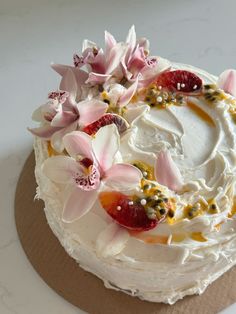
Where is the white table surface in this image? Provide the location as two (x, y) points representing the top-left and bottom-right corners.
(1, 0), (236, 313)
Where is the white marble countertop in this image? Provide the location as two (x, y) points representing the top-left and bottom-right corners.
(1, 0), (236, 313)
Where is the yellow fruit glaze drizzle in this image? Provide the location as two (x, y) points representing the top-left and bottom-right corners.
(228, 197), (236, 218)
(47, 141), (58, 157)
(129, 231), (169, 245)
(132, 160), (155, 181)
(187, 101), (215, 127)
(190, 232), (207, 242)
(130, 231), (208, 245)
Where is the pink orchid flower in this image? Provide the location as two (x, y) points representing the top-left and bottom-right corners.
(74, 38), (106, 73)
(121, 26), (171, 86)
(81, 35), (128, 85)
(42, 124), (142, 223)
(217, 69), (236, 97)
(93, 25), (170, 86)
(155, 150), (183, 192)
(52, 26), (170, 87)
(29, 69), (108, 152)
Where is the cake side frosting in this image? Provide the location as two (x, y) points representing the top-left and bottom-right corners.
(29, 27), (236, 304)
(34, 113), (236, 304)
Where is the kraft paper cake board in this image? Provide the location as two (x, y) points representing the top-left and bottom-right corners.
(14, 152), (236, 314)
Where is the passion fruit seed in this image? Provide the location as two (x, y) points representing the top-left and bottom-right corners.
(144, 84), (184, 109)
(208, 202), (219, 214)
(168, 209), (175, 218)
(203, 85), (227, 103)
(143, 184), (151, 190)
(159, 208), (166, 215)
(184, 203), (202, 219)
(204, 84), (215, 90)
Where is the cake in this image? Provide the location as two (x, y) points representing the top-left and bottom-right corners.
(29, 26), (236, 304)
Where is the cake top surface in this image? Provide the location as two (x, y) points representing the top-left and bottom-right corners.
(30, 26), (236, 258)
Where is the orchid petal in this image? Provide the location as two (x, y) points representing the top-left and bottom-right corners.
(51, 121), (77, 152)
(155, 150), (183, 192)
(40, 100), (58, 122)
(104, 163), (142, 190)
(121, 60), (133, 80)
(126, 25), (136, 54)
(28, 125), (60, 139)
(139, 57), (171, 87)
(96, 222), (129, 257)
(51, 64), (88, 90)
(104, 83), (126, 104)
(217, 69), (236, 97)
(84, 48), (106, 73)
(82, 39), (97, 52)
(63, 130), (93, 160)
(61, 97), (77, 112)
(77, 99), (108, 126)
(32, 106), (43, 122)
(106, 42), (127, 75)
(92, 124), (120, 172)
(59, 69), (77, 101)
(51, 63), (71, 76)
(85, 72), (111, 84)
(73, 69), (88, 86)
(91, 49), (106, 73)
(137, 37), (150, 52)
(62, 187), (98, 223)
(105, 30), (117, 53)
(127, 46), (146, 74)
(118, 78), (139, 107)
(51, 110), (77, 127)
(42, 156), (79, 184)
(123, 105), (149, 124)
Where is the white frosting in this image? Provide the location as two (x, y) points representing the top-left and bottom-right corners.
(34, 63), (236, 304)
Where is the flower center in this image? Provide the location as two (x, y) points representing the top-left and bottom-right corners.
(79, 157), (94, 169)
(73, 54), (84, 67)
(146, 57), (157, 67)
(73, 156), (100, 191)
(74, 164), (100, 191)
(48, 91), (69, 103)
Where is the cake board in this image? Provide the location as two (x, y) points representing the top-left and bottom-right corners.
(14, 152), (236, 314)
